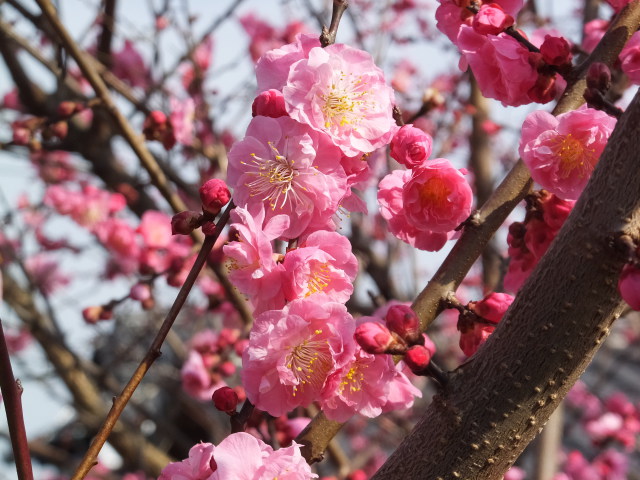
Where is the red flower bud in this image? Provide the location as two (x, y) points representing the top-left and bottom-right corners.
(212, 386), (239, 415)
(82, 306), (102, 324)
(385, 305), (421, 345)
(171, 210), (202, 235)
(403, 344), (433, 374)
(199, 179), (231, 215)
(586, 62), (612, 92)
(251, 89), (287, 118)
(540, 35), (573, 66)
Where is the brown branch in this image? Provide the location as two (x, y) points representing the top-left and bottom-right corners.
(320, 0), (349, 47)
(70, 202), (234, 480)
(34, 0), (187, 214)
(532, 403), (563, 480)
(0, 318), (34, 480)
(371, 68), (640, 480)
(296, 0), (640, 462)
(96, 0), (117, 67)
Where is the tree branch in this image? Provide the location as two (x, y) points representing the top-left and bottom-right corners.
(0, 318), (34, 480)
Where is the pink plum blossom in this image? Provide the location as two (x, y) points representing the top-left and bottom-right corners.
(456, 26), (540, 107)
(582, 19), (609, 54)
(44, 184), (126, 229)
(282, 230), (358, 302)
(435, 0), (523, 43)
(255, 33), (321, 93)
(240, 14), (306, 63)
(519, 108), (616, 200)
(618, 264), (640, 310)
(605, 0), (633, 12)
(377, 169), (451, 251)
(242, 296), (355, 416)
(169, 97), (196, 146)
(283, 44), (397, 156)
(468, 292), (514, 324)
(320, 346), (421, 422)
(227, 115), (347, 239)
(252, 89), (288, 118)
(472, 4), (514, 36)
(159, 442), (215, 479)
(112, 40), (150, 89)
(25, 254), (70, 295)
(223, 205), (288, 315)
(619, 31), (640, 84)
(390, 124), (433, 169)
(181, 349), (225, 401)
(137, 210), (172, 249)
(402, 158), (473, 233)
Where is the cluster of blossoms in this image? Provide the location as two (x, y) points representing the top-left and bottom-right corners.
(454, 292), (515, 357)
(436, 0), (573, 106)
(218, 34), (422, 424)
(378, 124), (473, 251)
(505, 190), (575, 293)
(180, 328), (245, 402)
(159, 433), (316, 479)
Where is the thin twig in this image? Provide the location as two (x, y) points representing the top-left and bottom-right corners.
(0, 318), (34, 480)
(70, 202), (234, 480)
(320, 0), (349, 47)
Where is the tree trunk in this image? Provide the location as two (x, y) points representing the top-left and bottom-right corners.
(372, 87), (640, 479)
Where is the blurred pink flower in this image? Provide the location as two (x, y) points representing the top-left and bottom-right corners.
(112, 40), (150, 89)
(25, 254), (70, 295)
(619, 31), (640, 84)
(137, 210), (172, 249)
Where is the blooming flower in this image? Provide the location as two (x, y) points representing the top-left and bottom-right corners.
(112, 40), (150, 89)
(619, 31), (640, 84)
(402, 158), (473, 233)
(320, 345), (421, 422)
(242, 296), (355, 416)
(282, 230), (358, 302)
(223, 205), (288, 315)
(227, 115), (347, 239)
(377, 169), (451, 251)
(519, 108), (617, 200)
(283, 44), (397, 156)
(137, 210), (172, 249)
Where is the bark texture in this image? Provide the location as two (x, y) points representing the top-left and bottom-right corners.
(371, 89), (640, 479)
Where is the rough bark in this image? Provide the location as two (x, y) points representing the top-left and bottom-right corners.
(371, 89), (640, 479)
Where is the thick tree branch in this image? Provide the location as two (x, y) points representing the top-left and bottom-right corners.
(372, 79), (640, 480)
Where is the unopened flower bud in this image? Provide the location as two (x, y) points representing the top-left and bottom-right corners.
(586, 63), (611, 92)
(212, 386), (239, 414)
(201, 221), (217, 236)
(82, 306), (102, 324)
(130, 283), (152, 301)
(171, 210), (202, 235)
(219, 360), (236, 377)
(468, 292), (514, 324)
(472, 4), (514, 35)
(540, 35), (573, 66)
(355, 322), (397, 354)
(57, 101), (79, 117)
(199, 179), (231, 215)
(50, 121), (69, 139)
(251, 89), (287, 118)
(403, 345), (433, 375)
(385, 305), (421, 345)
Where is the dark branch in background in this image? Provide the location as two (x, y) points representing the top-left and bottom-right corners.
(71, 202), (234, 480)
(0, 318), (34, 480)
(296, 1), (640, 463)
(320, 0), (349, 47)
(468, 74), (502, 292)
(96, 0), (117, 67)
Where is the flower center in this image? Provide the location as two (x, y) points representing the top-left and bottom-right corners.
(306, 262), (331, 296)
(338, 362), (367, 395)
(286, 330), (331, 396)
(418, 176), (451, 209)
(553, 133), (595, 178)
(321, 72), (368, 129)
(242, 141), (301, 210)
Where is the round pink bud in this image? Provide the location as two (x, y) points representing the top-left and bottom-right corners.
(467, 292), (514, 324)
(201, 221), (217, 236)
(57, 101), (79, 117)
(385, 305), (421, 344)
(354, 322), (394, 354)
(472, 4), (514, 35)
(402, 159), (473, 233)
(219, 360), (236, 377)
(212, 386), (239, 415)
(586, 63), (612, 92)
(619, 264), (640, 310)
(171, 210), (202, 235)
(199, 179), (231, 215)
(251, 89), (288, 118)
(82, 306), (102, 324)
(130, 283), (152, 301)
(390, 124), (433, 169)
(540, 35), (573, 67)
(404, 345), (433, 374)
